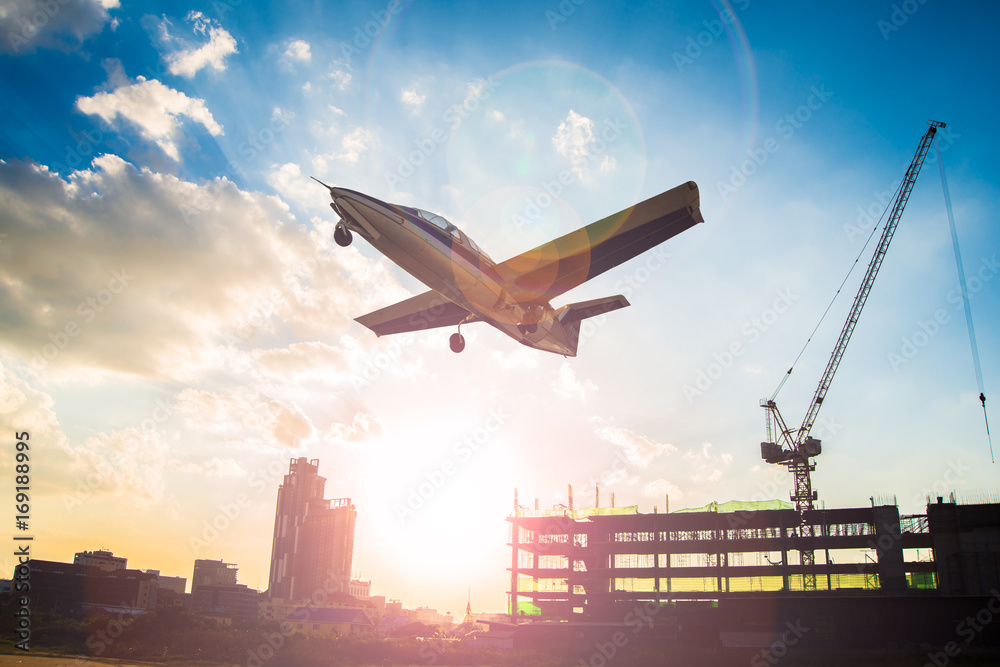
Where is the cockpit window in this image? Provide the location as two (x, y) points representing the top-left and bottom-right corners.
(466, 236), (492, 262)
(415, 208), (459, 237)
(400, 205), (492, 262)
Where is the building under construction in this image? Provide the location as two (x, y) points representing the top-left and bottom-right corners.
(508, 489), (1000, 622)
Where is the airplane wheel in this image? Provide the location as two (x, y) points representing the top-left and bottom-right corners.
(334, 226), (353, 247)
(449, 333), (465, 353)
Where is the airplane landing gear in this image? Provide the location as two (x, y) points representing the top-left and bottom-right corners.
(334, 225), (353, 247)
(449, 333), (465, 353)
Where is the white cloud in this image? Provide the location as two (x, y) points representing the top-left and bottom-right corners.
(0, 0), (118, 55)
(252, 341), (349, 381)
(330, 69), (352, 91)
(553, 109), (596, 179)
(401, 88), (426, 114)
(160, 11), (238, 78)
(307, 128), (376, 175)
(491, 347), (538, 370)
(0, 156), (400, 381)
(0, 365), (176, 508)
(683, 442), (733, 485)
(643, 479), (684, 503)
(596, 426), (676, 467)
(176, 387), (315, 450)
(339, 127), (375, 162)
(326, 411), (384, 444)
(552, 362), (597, 402)
(267, 161), (316, 204)
(76, 77), (223, 161)
(284, 39), (311, 62)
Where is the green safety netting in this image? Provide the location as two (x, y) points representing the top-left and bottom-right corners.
(509, 600), (541, 616)
(673, 499), (793, 514)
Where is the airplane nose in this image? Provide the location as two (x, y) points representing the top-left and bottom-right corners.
(309, 177), (355, 204)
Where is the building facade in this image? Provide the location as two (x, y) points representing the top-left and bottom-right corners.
(192, 583), (259, 622)
(192, 559), (238, 591)
(23, 560), (158, 615)
(155, 573), (188, 595)
(507, 496), (961, 620)
(267, 457), (356, 601)
(73, 550), (127, 572)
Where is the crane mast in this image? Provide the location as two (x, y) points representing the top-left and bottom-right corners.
(759, 121), (945, 588)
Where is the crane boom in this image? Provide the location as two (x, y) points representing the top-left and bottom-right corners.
(798, 121), (944, 439)
(758, 121), (944, 589)
(761, 120), (944, 477)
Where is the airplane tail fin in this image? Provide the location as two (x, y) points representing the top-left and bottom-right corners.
(556, 295), (630, 356)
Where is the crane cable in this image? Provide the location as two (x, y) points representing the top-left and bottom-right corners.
(936, 136), (994, 463)
(770, 179), (905, 402)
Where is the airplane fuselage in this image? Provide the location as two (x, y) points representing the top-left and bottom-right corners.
(317, 179), (704, 356)
(330, 187), (575, 354)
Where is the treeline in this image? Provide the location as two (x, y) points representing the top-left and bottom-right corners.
(0, 605), (573, 666)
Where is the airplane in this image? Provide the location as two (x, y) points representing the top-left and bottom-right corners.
(313, 178), (704, 356)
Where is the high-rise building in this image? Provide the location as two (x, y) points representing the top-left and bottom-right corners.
(192, 559), (238, 591)
(146, 571), (187, 595)
(268, 457), (356, 601)
(73, 549), (127, 572)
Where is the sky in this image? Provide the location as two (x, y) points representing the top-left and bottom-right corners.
(0, 0), (998, 617)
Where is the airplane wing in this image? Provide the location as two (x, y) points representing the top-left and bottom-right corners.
(355, 289), (475, 336)
(492, 181), (703, 306)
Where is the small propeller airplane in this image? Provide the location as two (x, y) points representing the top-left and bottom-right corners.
(312, 179), (704, 356)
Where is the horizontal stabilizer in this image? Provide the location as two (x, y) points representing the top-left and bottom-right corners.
(355, 290), (474, 337)
(555, 295), (631, 357)
(559, 295), (631, 323)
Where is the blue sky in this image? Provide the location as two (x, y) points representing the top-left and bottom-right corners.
(1, 0), (998, 616)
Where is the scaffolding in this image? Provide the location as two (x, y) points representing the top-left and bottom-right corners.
(508, 496), (937, 620)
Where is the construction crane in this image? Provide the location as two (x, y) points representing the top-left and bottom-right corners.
(759, 120), (945, 589)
